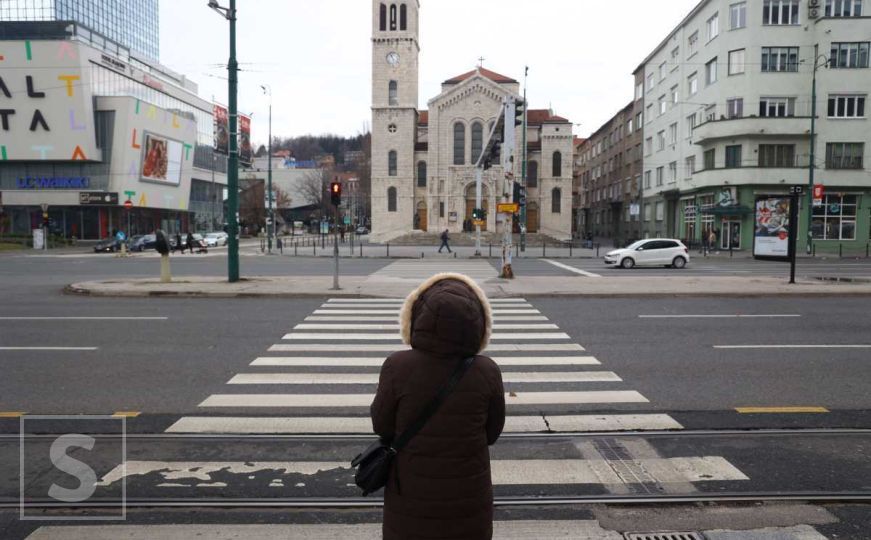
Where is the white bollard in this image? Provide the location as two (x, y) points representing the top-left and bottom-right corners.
(160, 254), (171, 283)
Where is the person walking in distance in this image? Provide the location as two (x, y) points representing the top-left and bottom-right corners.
(175, 233), (184, 254)
(438, 229), (452, 253)
(186, 232), (195, 255)
(371, 273), (505, 540)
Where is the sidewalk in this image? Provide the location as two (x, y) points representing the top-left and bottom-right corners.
(66, 274), (871, 299)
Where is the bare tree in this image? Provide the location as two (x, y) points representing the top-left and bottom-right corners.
(299, 168), (330, 217)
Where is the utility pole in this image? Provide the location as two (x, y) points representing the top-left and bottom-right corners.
(520, 66), (529, 252)
(500, 98), (517, 278)
(806, 44), (825, 255)
(261, 85), (274, 253)
(209, 0), (240, 282)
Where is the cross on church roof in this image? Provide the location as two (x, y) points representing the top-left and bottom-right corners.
(477, 56), (485, 68)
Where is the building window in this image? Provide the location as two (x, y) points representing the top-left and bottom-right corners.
(635, 82), (644, 100)
(647, 73), (655, 92)
(728, 49), (746, 75)
(671, 85), (679, 105)
(644, 171), (651, 188)
(659, 95), (667, 116)
(659, 62), (666, 82)
(399, 3), (407, 30)
(387, 187), (397, 212)
(704, 148), (716, 169)
(389, 3), (397, 30)
(470, 122), (483, 164)
(388, 80), (398, 105)
(417, 161), (427, 187)
(671, 47), (681, 69)
(656, 166), (664, 186)
(730, 2), (747, 28)
(668, 161), (678, 183)
(388, 150), (398, 176)
(528, 161), (539, 187)
(657, 131), (665, 151)
(552, 151), (562, 177)
(830, 42), (870, 69)
(686, 113), (697, 135)
(655, 201), (665, 221)
(707, 13), (719, 41)
(825, 0), (864, 16)
(725, 145), (742, 168)
(812, 195), (859, 240)
(439, 201), (445, 218)
(645, 137), (653, 155)
(763, 0), (800, 24)
(759, 144), (796, 167)
(551, 188), (561, 214)
(705, 104), (717, 122)
(761, 47), (799, 72)
(759, 97), (796, 117)
(688, 31), (699, 56)
(643, 203), (651, 222)
(669, 123), (678, 145)
(826, 143), (865, 169)
(646, 104), (653, 123)
(685, 156), (696, 178)
(379, 3), (387, 31)
(453, 122), (465, 165)
(727, 98), (744, 118)
(828, 95), (866, 118)
(688, 72), (699, 96)
(387, 123), (397, 133)
(705, 57), (718, 85)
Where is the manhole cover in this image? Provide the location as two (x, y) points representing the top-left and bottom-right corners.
(625, 533), (704, 540)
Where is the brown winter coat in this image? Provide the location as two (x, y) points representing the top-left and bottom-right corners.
(370, 273), (506, 540)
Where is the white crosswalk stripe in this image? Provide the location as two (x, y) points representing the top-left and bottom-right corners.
(370, 261), (499, 281)
(165, 297), (749, 497)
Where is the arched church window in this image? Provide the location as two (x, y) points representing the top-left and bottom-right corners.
(470, 122), (483, 165)
(527, 161), (539, 188)
(388, 80), (398, 106)
(417, 161), (427, 187)
(552, 188), (562, 214)
(379, 3), (387, 31)
(389, 4), (397, 31)
(388, 151), (398, 177)
(400, 4), (407, 30)
(453, 122), (465, 166)
(552, 151), (562, 177)
(388, 187), (397, 212)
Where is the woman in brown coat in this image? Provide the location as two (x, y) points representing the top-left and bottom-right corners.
(371, 273), (506, 540)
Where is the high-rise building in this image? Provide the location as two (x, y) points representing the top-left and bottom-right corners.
(0, 0), (159, 60)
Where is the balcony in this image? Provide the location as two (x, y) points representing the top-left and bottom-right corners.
(693, 116), (812, 144)
(692, 161), (811, 188)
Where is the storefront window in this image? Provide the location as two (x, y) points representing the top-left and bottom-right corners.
(811, 194), (859, 240)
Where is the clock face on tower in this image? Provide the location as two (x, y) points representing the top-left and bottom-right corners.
(386, 52), (400, 66)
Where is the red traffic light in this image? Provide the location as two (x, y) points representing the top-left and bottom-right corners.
(331, 183), (341, 193)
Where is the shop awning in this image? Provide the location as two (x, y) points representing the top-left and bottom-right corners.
(701, 205), (754, 216)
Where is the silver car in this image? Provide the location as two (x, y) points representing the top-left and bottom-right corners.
(604, 239), (690, 269)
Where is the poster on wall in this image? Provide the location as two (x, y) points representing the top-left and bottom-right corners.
(214, 104), (229, 155)
(141, 133), (184, 186)
(239, 114), (253, 165)
(753, 196), (791, 259)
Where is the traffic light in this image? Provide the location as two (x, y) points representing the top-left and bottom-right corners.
(42, 212), (49, 228)
(472, 208), (487, 221)
(330, 181), (341, 206)
(513, 182), (526, 206)
(514, 98), (525, 127)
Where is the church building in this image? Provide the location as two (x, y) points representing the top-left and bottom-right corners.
(370, 0), (574, 242)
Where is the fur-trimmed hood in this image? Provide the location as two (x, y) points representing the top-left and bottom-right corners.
(399, 273), (493, 357)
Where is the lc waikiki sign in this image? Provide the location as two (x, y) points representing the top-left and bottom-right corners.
(0, 41), (100, 162)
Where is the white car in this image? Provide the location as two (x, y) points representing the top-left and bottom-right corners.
(604, 239), (690, 269)
(204, 232), (228, 247)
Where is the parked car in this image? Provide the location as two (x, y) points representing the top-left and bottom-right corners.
(604, 239), (690, 269)
(130, 234), (158, 252)
(204, 232), (228, 247)
(93, 237), (123, 253)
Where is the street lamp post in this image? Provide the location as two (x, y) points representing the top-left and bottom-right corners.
(806, 44), (827, 255)
(209, 0), (240, 282)
(261, 84), (274, 253)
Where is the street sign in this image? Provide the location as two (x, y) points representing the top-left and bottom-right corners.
(472, 219), (485, 227)
(497, 202), (519, 214)
(343, 216), (351, 225)
(630, 204), (640, 216)
(79, 192), (119, 206)
(813, 184), (824, 199)
(124, 200), (133, 210)
(789, 186), (804, 195)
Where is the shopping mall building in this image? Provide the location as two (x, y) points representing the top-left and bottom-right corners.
(0, 22), (227, 240)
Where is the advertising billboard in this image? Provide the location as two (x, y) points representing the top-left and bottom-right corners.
(140, 133), (184, 186)
(214, 104), (229, 155)
(239, 114), (253, 165)
(753, 196), (791, 259)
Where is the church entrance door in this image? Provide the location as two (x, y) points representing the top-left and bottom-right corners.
(526, 202), (539, 233)
(416, 202), (428, 232)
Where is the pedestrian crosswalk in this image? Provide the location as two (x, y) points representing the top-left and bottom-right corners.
(370, 260), (498, 281)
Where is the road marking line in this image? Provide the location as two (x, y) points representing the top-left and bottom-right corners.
(199, 390), (647, 408)
(251, 356), (601, 367)
(313, 309), (541, 315)
(165, 414), (682, 434)
(305, 315), (549, 322)
(268, 343), (584, 352)
(323, 303), (532, 309)
(640, 314), (801, 319)
(736, 407), (829, 414)
(95, 457), (745, 487)
(543, 259), (603, 278)
(715, 345), (871, 349)
(112, 411), (141, 418)
(227, 371), (621, 385)
(325, 298), (529, 303)
(293, 323), (560, 330)
(0, 412), (25, 418)
(0, 317), (169, 321)
(281, 332), (570, 341)
(0, 347), (98, 351)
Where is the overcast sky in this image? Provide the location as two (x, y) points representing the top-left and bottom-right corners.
(160, 0), (700, 145)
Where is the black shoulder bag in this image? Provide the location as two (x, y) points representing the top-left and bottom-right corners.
(351, 356), (475, 496)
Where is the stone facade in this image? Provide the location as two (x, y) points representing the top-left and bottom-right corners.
(370, 0), (573, 242)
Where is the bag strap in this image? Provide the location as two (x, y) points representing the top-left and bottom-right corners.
(390, 356), (475, 452)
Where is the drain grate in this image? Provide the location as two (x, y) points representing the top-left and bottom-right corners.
(625, 533), (704, 540)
